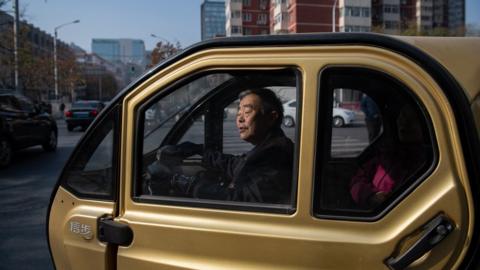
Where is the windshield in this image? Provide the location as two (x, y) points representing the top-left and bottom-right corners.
(72, 102), (101, 109)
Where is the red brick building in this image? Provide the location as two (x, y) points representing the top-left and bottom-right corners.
(226, 0), (270, 36)
(288, 0), (338, 33)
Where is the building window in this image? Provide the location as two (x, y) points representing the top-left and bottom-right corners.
(243, 0), (251, 6)
(257, 13), (268, 25)
(345, 6), (360, 17)
(243, 12), (252, 22)
(421, 15), (432, 21)
(231, 10), (241, 19)
(243, 27), (252, 35)
(274, 12), (288, 25)
(344, 6), (370, 18)
(260, 0), (268, 10)
(361, 7), (370, 17)
(384, 4), (399, 14)
(385, 21), (399, 29)
(231, 26), (242, 34)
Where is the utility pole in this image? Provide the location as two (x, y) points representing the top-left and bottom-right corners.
(332, 0), (338, 32)
(13, 0), (21, 93)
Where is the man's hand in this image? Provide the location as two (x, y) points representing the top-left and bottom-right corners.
(147, 160), (174, 179)
(176, 141), (203, 157)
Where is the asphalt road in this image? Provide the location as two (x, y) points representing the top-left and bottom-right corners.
(0, 120), (82, 270)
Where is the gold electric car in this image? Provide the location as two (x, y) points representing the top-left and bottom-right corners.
(47, 33), (480, 269)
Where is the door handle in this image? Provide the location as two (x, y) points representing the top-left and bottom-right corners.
(97, 215), (133, 246)
(385, 214), (454, 270)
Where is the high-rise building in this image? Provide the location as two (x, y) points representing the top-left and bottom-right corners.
(375, 0), (465, 35)
(372, 0), (401, 34)
(270, 0), (289, 34)
(227, 0), (464, 36)
(448, 0), (465, 35)
(91, 39), (146, 65)
(226, 0), (270, 36)
(338, 0), (372, 32)
(201, 0), (227, 40)
(270, 0), (370, 34)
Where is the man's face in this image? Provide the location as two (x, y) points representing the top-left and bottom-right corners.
(236, 94), (275, 145)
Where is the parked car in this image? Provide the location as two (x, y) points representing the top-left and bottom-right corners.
(47, 34), (480, 269)
(65, 100), (105, 131)
(283, 99), (356, 127)
(0, 92), (57, 168)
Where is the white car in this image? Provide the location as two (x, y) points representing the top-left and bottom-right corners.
(282, 99), (356, 128)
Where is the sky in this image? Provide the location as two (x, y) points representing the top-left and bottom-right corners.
(19, 0), (204, 52)
(5, 0), (480, 53)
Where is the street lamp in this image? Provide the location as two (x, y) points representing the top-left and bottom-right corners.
(150, 34), (170, 44)
(332, 0), (338, 32)
(53, 19), (80, 100)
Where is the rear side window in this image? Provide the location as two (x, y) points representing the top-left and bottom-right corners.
(60, 106), (119, 200)
(314, 68), (435, 219)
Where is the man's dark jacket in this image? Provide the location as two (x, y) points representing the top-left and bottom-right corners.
(198, 128), (294, 204)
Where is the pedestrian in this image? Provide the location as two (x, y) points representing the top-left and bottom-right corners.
(360, 94), (381, 142)
(59, 103), (65, 118)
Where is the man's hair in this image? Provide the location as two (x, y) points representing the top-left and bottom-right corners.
(239, 88), (284, 129)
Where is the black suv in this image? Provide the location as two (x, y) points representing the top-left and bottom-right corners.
(0, 92), (58, 168)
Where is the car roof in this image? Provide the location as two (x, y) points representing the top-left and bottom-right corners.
(395, 36), (480, 102)
(108, 33), (479, 109)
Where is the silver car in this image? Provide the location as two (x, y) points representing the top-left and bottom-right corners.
(283, 99), (356, 127)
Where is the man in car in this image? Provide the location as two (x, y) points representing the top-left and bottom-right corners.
(146, 88), (294, 204)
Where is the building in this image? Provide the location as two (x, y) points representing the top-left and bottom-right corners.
(0, 10), (72, 101)
(270, 0), (289, 34)
(373, 0), (465, 35)
(270, 0), (370, 35)
(91, 38), (146, 66)
(201, 0), (227, 40)
(448, 0), (465, 35)
(372, 0), (401, 34)
(338, 0), (372, 32)
(289, 0), (340, 33)
(226, 0), (270, 36)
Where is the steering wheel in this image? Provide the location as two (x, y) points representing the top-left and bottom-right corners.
(143, 145), (206, 196)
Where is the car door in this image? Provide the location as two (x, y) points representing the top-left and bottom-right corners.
(48, 35), (479, 270)
(48, 105), (121, 270)
(15, 95), (45, 143)
(0, 95), (30, 145)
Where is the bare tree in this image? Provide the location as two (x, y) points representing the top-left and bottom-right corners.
(148, 41), (182, 68)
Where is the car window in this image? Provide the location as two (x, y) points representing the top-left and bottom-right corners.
(135, 69), (299, 213)
(222, 86), (296, 155)
(0, 95), (21, 112)
(72, 102), (100, 109)
(331, 89), (375, 158)
(15, 95), (35, 113)
(314, 67), (435, 219)
(60, 107), (118, 199)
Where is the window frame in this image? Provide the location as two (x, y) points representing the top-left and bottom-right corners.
(313, 66), (438, 221)
(131, 68), (302, 215)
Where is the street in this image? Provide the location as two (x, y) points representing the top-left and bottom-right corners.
(0, 120), (82, 270)
(0, 117), (367, 270)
